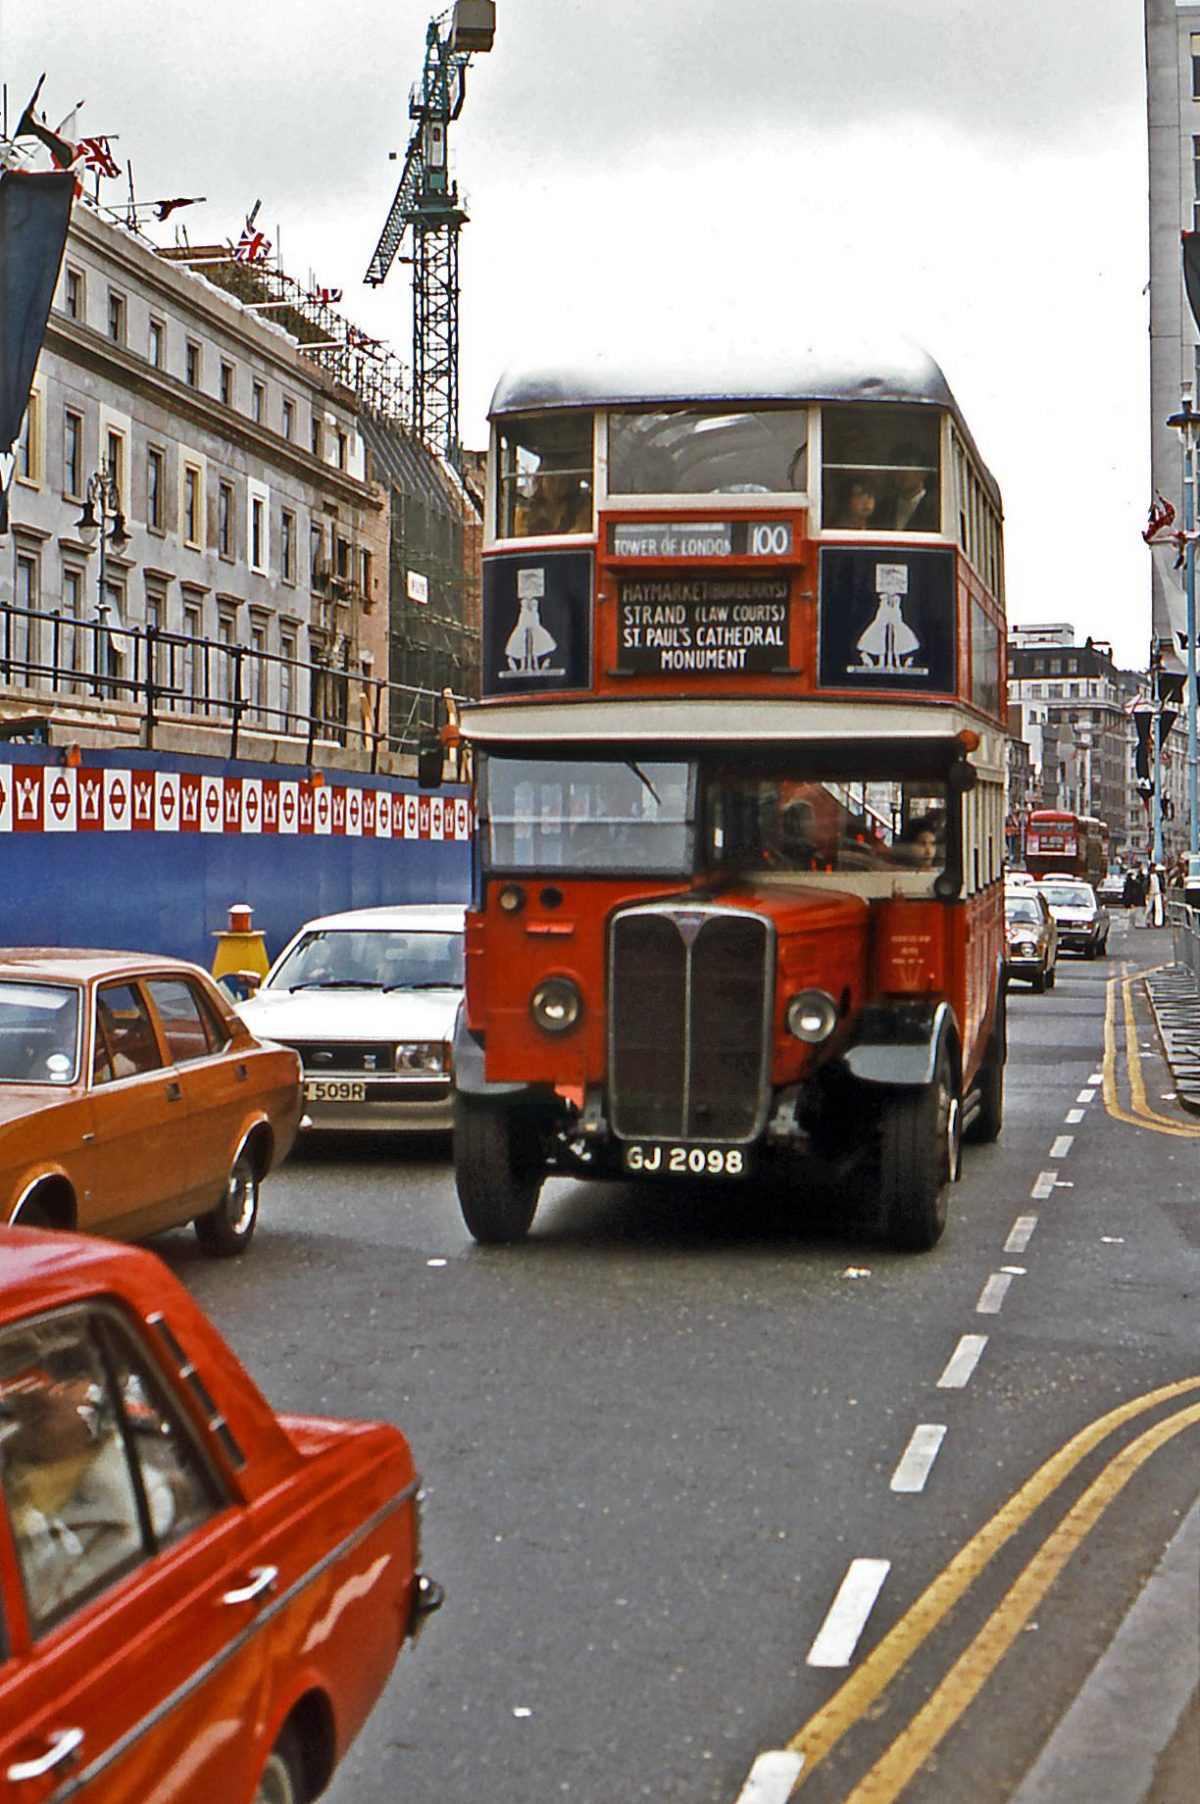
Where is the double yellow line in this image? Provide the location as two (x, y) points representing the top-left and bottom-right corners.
(1102, 965), (1200, 1137)
(785, 1378), (1200, 1798)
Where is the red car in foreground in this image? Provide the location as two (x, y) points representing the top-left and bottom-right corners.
(0, 1229), (440, 1802)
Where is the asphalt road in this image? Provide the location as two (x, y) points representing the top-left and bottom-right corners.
(153, 914), (1200, 1804)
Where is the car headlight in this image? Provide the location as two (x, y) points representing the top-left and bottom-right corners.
(785, 989), (839, 1044)
(394, 1042), (447, 1072)
(530, 976), (583, 1034)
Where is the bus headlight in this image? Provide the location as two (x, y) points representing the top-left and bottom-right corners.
(530, 977), (583, 1034)
(786, 989), (839, 1044)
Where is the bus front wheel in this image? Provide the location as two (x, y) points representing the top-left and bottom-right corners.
(454, 1093), (543, 1244)
(879, 1048), (960, 1252)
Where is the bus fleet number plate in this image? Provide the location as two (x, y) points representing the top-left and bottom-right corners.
(623, 1143), (750, 1178)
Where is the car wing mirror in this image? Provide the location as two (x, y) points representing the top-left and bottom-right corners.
(417, 732), (444, 791)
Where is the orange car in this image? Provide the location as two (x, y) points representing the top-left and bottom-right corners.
(0, 950), (302, 1255)
(0, 1227), (441, 1799)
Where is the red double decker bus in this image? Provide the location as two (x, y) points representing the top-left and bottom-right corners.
(1024, 810), (1109, 883)
(436, 341), (1008, 1252)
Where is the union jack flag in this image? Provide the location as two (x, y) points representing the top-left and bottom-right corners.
(76, 136), (120, 178)
(309, 286), (343, 305)
(234, 226), (271, 263)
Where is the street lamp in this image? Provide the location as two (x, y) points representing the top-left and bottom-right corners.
(74, 468), (129, 694)
(1165, 388), (1199, 856)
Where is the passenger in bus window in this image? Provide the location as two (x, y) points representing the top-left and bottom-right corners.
(880, 444), (938, 532)
(896, 813), (941, 869)
(519, 463), (591, 536)
(829, 475), (879, 529)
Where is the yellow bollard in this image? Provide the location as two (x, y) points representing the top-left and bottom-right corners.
(211, 902), (270, 988)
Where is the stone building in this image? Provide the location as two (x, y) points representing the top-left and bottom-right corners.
(3, 195), (479, 765)
(1007, 630), (1132, 855)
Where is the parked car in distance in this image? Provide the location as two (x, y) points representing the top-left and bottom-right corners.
(1004, 887), (1058, 991)
(1096, 872), (1127, 907)
(0, 950), (301, 1254)
(1005, 870), (1038, 888)
(236, 905), (466, 1133)
(0, 1227), (440, 1801)
(1037, 880), (1110, 958)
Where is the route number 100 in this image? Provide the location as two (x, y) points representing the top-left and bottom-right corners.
(750, 523), (791, 556)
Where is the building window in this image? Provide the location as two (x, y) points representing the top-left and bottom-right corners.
(335, 535), (351, 580)
(12, 550), (40, 677)
(280, 628), (298, 731)
(63, 266), (83, 320)
(63, 410), (83, 499)
(311, 415), (322, 459)
(148, 318), (165, 369)
(249, 613), (270, 722)
(282, 397), (294, 440)
(145, 580), (169, 689)
(218, 481), (234, 559)
(251, 496), (265, 571)
(310, 522), (325, 583)
(281, 508), (296, 583)
(183, 464), (203, 548)
(16, 391), (42, 487)
(108, 290), (125, 344)
(336, 429), (348, 471)
(147, 446), (165, 532)
(59, 565), (86, 692)
(1193, 34), (1200, 101)
(220, 361), (234, 407)
(216, 607), (237, 706)
(185, 341), (201, 388)
(181, 597), (203, 707)
(359, 547), (372, 604)
(252, 381), (265, 425)
(105, 428), (126, 498)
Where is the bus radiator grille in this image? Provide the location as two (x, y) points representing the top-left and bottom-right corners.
(609, 909), (770, 1143)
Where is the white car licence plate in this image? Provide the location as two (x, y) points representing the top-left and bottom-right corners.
(304, 1079), (367, 1102)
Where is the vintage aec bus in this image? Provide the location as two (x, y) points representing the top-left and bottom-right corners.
(1024, 809), (1109, 884)
(437, 342), (1008, 1251)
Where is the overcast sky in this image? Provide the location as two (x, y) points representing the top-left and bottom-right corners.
(0, 0), (1152, 663)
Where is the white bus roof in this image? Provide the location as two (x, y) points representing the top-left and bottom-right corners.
(489, 337), (955, 419)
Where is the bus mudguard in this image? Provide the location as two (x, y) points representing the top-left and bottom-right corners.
(452, 1004), (536, 1098)
(842, 1000), (960, 1089)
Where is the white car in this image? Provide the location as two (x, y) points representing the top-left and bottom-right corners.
(236, 904), (466, 1132)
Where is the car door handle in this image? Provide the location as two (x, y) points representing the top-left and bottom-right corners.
(236, 1063), (249, 1082)
(165, 1081), (183, 1102)
(222, 1564), (278, 1605)
(7, 1727), (85, 1781)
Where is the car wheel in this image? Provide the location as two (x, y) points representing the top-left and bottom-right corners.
(1031, 966), (1047, 993)
(1045, 960), (1057, 990)
(194, 1147), (259, 1257)
(879, 1046), (959, 1252)
(454, 1092), (542, 1244)
(254, 1725), (305, 1804)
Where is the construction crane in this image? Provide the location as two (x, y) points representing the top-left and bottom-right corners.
(365, 1), (496, 466)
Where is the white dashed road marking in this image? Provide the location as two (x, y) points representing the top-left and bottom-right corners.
(937, 1334), (988, 1389)
(1049, 1135), (1075, 1160)
(732, 1750), (806, 1804)
(976, 1273), (1014, 1314)
(806, 1558), (892, 1668)
(1005, 1214), (1038, 1253)
(1077, 1088), (1096, 1103)
(890, 1424), (947, 1493)
(1031, 1171), (1058, 1200)
(1064, 1108), (1085, 1124)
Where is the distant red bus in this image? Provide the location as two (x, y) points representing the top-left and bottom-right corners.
(1024, 810), (1109, 884)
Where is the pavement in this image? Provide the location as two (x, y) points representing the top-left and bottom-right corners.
(1143, 958), (1200, 1113)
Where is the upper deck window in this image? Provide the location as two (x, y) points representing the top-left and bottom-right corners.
(497, 414), (594, 538)
(607, 408), (808, 497)
(822, 405), (940, 533)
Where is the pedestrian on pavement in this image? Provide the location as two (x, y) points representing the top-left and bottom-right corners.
(1145, 863), (1166, 927)
(1122, 868), (1141, 910)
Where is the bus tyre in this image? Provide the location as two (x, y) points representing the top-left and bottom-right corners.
(454, 1093), (542, 1244)
(880, 1048), (959, 1253)
(967, 996), (1005, 1145)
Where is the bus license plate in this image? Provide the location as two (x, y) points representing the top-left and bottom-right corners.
(304, 1079), (367, 1102)
(622, 1143), (750, 1179)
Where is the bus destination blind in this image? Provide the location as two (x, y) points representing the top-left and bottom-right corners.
(617, 576), (790, 675)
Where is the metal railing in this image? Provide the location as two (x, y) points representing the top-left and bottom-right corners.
(1168, 898), (1200, 986)
(0, 599), (461, 770)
